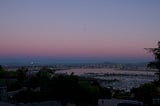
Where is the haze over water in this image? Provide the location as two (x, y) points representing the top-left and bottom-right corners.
(0, 0), (160, 64)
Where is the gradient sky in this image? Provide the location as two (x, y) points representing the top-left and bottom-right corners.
(0, 0), (160, 63)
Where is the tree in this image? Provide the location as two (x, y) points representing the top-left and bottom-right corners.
(0, 65), (7, 78)
(0, 65), (4, 71)
(145, 41), (160, 81)
(131, 83), (157, 105)
(16, 67), (28, 86)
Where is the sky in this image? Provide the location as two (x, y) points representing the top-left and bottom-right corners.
(0, 0), (160, 64)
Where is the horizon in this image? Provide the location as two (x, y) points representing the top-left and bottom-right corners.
(0, 56), (153, 66)
(0, 0), (160, 64)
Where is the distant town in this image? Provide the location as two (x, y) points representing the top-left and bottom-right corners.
(2, 62), (153, 72)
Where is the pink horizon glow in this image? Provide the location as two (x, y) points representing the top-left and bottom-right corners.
(0, 0), (159, 61)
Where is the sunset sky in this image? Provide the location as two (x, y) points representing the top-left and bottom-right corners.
(0, 0), (160, 63)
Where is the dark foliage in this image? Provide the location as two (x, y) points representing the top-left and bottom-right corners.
(131, 83), (158, 105)
(145, 41), (160, 81)
(12, 72), (111, 105)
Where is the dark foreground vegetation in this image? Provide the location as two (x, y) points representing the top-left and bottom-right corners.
(0, 66), (111, 105)
(131, 81), (160, 106)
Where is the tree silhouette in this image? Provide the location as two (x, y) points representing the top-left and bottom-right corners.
(0, 65), (6, 78)
(16, 67), (28, 86)
(145, 41), (160, 81)
(0, 65), (3, 71)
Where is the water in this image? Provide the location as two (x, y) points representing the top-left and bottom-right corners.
(56, 68), (156, 76)
(56, 68), (157, 91)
